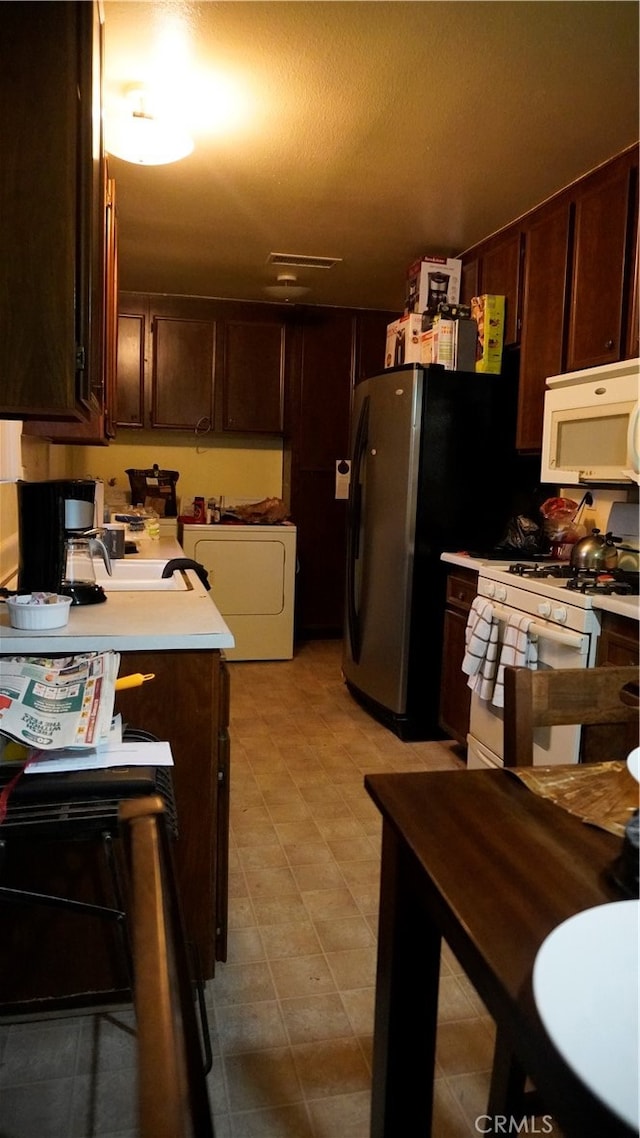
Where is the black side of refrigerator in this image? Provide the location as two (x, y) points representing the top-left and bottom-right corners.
(405, 366), (521, 739)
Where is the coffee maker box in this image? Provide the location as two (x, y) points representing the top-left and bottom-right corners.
(406, 256), (462, 315)
(385, 313), (422, 368)
(470, 295), (505, 373)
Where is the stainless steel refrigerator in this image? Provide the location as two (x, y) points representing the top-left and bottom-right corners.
(342, 363), (520, 740)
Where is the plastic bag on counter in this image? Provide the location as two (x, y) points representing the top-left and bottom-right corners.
(220, 497), (291, 524)
(125, 465), (179, 517)
(494, 514), (547, 557)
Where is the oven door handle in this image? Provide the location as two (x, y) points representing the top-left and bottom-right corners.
(491, 606), (589, 652)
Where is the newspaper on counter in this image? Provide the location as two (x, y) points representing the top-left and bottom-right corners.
(0, 652), (120, 750)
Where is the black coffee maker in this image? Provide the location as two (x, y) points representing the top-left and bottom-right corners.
(17, 479), (106, 603)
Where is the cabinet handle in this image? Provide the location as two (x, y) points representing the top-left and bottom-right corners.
(195, 415), (211, 435)
(605, 339), (615, 351)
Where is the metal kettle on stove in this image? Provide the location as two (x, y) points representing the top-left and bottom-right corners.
(570, 529), (621, 572)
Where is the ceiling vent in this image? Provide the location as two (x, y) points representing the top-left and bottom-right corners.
(267, 252), (342, 270)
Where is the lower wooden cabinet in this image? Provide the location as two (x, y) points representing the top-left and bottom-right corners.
(115, 648), (230, 974)
(596, 612), (639, 667)
(0, 648), (229, 1013)
(582, 611), (639, 763)
(439, 566), (478, 745)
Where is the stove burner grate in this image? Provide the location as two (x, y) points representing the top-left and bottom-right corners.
(507, 563), (639, 596)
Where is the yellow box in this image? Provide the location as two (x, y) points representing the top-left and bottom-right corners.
(470, 295), (505, 373)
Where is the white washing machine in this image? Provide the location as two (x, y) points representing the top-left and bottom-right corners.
(181, 524), (297, 660)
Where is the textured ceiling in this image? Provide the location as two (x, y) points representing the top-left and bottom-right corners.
(103, 1), (639, 312)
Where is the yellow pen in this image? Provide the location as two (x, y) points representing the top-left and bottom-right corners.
(114, 673), (155, 691)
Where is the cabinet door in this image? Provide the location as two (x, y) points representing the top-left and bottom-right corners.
(222, 319), (285, 432)
(151, 314), (216, 430)
(0, 2), (102, 420)
(517, 197), (571, 451)
(116, 296), (148, 428)
(439, 568), (478, 745)
(460, 256), (480, 306)
(102, 173), (118, 440)
(566, 154), (635, 372)
(354, 309), (397, 383)
(480, 230), (523, 347)
(25, 163), (117, 446)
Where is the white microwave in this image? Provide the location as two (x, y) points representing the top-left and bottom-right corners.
(540, 357), (640, 486)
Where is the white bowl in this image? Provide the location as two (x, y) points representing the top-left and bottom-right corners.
(6, 594), (72, 629)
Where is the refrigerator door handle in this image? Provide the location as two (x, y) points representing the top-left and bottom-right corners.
(346, 395), (369, 664)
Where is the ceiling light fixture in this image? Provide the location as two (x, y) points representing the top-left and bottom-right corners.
(106, 85), (194, 166)
(263, 273), (311, 301)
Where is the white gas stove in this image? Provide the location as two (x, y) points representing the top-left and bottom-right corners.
(469, 557), (638, 769)
(477, 561), (638, 637)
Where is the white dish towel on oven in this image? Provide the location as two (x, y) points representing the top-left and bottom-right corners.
(491, 613), (538, 708)
(461, 597), (499, 701)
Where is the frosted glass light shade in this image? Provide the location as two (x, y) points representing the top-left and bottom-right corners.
(106, 110), (194, 166)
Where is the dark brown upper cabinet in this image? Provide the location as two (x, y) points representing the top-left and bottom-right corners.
(566, 149), (637, 373)
(460, 142), (638, 453)
(517, 196), (572, 452)
(0, 2), (105, 422)
(469, 230), (523, 347)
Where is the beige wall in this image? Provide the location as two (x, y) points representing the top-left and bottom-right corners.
(0, 429), (283, 581)
(67, 433), (284, 512)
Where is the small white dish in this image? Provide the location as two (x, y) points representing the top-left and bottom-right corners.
(533, 900), (639, 1130)
(6, 594), (72, 629)
(627, 747), (640, 783)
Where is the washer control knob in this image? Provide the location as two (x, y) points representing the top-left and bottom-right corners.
(538, 600), (552, 618)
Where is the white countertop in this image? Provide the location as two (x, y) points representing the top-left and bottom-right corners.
(0, 537), (235, 653)
(440, 552), (502, 572)
(592, 594), (640, 621)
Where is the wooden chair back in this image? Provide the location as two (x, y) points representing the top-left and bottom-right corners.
(503, 664), (639, 767)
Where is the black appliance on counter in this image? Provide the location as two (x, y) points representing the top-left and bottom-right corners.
(342, 364), (525, 741)
(17, 479), (99, 600)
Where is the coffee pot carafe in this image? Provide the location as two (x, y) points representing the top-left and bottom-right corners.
(61, 531), (111, 606)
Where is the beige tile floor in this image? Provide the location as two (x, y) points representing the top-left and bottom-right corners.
(0, 639), (561, 1137)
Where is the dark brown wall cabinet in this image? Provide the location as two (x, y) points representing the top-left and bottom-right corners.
(460, 144), (639, 453)
(460, 230), (522, 347)
(116, 294), (288, 434)
(0, 2), (107, 423)
(566, 156), (636, 373)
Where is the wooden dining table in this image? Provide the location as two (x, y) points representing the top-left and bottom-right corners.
(365, 767), (637, 1138)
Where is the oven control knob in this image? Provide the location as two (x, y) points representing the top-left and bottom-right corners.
(495, 584), (507, 602)
(486, 582), (495, 597)
(553, 606), (568, 624)
(538, 600), (552, 618)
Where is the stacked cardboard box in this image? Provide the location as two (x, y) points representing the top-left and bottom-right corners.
(406, 256), (462, 315)
(470, 295), (505, 373)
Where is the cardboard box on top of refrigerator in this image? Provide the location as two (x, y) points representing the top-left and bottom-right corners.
(421, 317), (455, 369)
(385, 313), (422, 368)
(420, 312), (477, 372)
(470, 295), (505, 372)
(406, 256), (462, 315)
